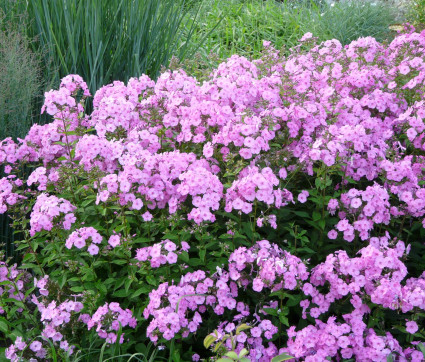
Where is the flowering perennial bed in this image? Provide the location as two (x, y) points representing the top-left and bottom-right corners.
(1, 28), (425, 361)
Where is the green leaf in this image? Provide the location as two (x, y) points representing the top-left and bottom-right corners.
(0, 318), (9, 333)
(236, 324), (252, 335)
(285, 294), (303, 307)
(162, 233), (179, 241)
(224, 351), (239, 360)
(214, 338), (227, 353)
(92, 260), (108, 268)
(111, 259), (127, 265)
(239, 348), (249, 357)
(291, 211), (310, 218)
(312, 211), (321, 221)
(204, 334), (217, 349)
(133, 237), (150, 244)
(418, 343), (425, 356)
(180, 251), (189, 263)
(279, 313), (289, 327)
(58, 273), (67, 288)
(271, 352), (294, 362)
(188, 258), (202, 267)
(131, 286), (150, 298)
(315, 178), (322, 189)
(263, 308), (278, 316)
(112, 289), (129, 298)
(81, 199), (94, 207)
(146, 275), (157, 286)
(25, 287), (36, 299)
(125, 278), (132, 293)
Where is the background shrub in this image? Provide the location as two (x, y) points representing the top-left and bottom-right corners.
(406, 0), (425, 30)
(0, 5), (41, 141)
(0, 4), (42, 260)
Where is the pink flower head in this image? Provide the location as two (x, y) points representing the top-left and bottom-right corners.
(279, 168), (287, 179)
(350, 198), (362, 209)
(328, 230), (338, 240)
(108, 235), (120, 248)
(181, 241), (190, 252)
(300, 32), (313, 41)
(164, 240), (176, 252)
(406, 321), (418, 334)
(87, 244), (99, 255)
(30, 341), (42, 352)
(142, 212), (153, 222)
(298, 190), (309, 203)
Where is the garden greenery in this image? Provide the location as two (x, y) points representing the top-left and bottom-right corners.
(0, 4), (41, 141)
(407, 0), (425, 30)
(25, 0), (203, 96)
(181, 0), (398, 61)
(2, 27), (425, 361)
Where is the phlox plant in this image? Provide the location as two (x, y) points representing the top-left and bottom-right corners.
(2, 25), (425, 361)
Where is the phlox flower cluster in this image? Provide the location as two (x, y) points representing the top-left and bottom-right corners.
(301, 238), (416, 319)
(95, 150), (223, 224)
(41, 74), (90, 117)
(75, 135), (124, 173)
(29, 193), (76, 236)
(206, 317), (280, 362)
(31, 295), (82, 356)
(6, 75), (91, 173)
(5, 336), (47, 362)
(402, 100), (425, 149)
(34, 275), (49, 297)
(143, 240), (307, 347)
(329, 184), (391, 241)
(79, 302), (137, 344)
(65, 227), (103, 255)
(2, 29), (425, 234)
(135, 239), (190, 268)
(0, 261), (29, 314)
(228, 240), (309, 292)
(225, 166), (293, 216)
(0, 175), (25, 214)
(5, 274), (79, 361)
(281, 314), (424, 362)
(90, 75), (154, 138)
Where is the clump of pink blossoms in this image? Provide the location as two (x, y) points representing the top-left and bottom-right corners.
(79, 302), (137, 344)
(135, 239), (190, 268)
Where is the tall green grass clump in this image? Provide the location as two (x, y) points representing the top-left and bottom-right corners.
(310, 0), (398, 45)
(182, 0), (310, 59)
(182, 0), (398, 61)
(26, 0), (202, 96)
